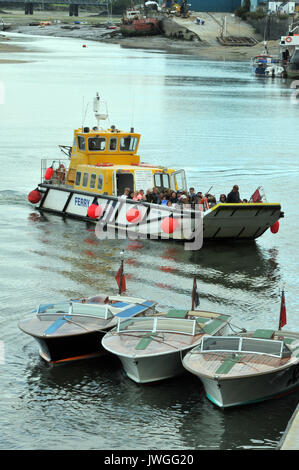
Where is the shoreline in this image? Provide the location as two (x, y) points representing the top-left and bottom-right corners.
(0, 9), (281, 62)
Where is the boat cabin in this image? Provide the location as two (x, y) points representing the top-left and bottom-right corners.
(43, 125), (187, 197)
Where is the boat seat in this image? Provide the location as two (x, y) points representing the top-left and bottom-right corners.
(253, 329), (275, 339)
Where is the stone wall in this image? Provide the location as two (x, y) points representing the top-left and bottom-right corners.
(247, 16), (291, 40)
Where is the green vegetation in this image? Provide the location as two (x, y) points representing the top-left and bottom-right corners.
(247, 7), (267, 20)
(235, 0), (250, 21)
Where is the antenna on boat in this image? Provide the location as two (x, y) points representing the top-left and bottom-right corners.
(93, 93), (108, 129)
(81, 96), (89, 130)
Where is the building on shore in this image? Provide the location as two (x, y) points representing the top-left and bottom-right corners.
(248, 1), (297, 13)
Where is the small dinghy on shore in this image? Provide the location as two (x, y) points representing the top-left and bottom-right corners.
(18, 295), (156, 364)
(183, 329), (299, 408)
(101, 309), (232, 383)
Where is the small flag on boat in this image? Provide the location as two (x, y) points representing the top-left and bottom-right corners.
(279, 289), (287, 330)
(250, 187), (262, 203)
(192, 276), (200, 309)
(115, 259), (126, 294)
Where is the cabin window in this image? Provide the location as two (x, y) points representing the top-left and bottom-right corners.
(97, 174), (103, 191)
(154, 173), (170, 189)
(90, 173), (97, 189)
(82, 172), (89, 187)
(88, 137), (106, 151)
(109, 137), (118, 151)
(120, 136), (138, 152)
(78, 136), (86, 151)
(75, 171), (81, 186)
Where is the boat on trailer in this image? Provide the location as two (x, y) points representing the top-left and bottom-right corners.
(27, 93), (283, 243)
(18, 294), (156, 364)
(183, 329), (299, 408)
(101, 309), (232, 383)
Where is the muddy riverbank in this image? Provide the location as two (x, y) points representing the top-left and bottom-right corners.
(0, 9), (281, 61)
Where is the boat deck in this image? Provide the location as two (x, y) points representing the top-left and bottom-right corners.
(185, 330), (299, 378)
(102, 311), (231, 358)
(186, 351), (295, 378)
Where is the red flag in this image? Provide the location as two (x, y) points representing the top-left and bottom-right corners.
(250, 188), (261, 203)
(115, 261), (126, 294)
(279, 290), (287, 329)
(192, 276), (200, 310)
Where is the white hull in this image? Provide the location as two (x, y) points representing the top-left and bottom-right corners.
(36, 185), (282, 242)
(119, 350), (187, 383)
(199, 363), (299, 408)
(107, 320), (231, 384)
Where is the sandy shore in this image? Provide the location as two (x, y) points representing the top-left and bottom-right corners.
(0, 9), (281, 62)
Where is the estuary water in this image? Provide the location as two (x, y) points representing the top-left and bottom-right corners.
(0, 32), (299, 451)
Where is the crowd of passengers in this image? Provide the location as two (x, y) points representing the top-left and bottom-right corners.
(122, 185), (248, 208)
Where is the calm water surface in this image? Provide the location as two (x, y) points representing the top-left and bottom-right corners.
(0, 33), (299, 451)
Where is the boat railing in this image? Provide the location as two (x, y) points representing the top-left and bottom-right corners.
(41, 158), (70, 186)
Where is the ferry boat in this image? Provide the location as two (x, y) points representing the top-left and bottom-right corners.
(280, 28), (299, 78)
(27, 94), (283, 244)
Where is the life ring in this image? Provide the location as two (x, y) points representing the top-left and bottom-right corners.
(286, 36), (292, 43)
(56, 163), (65, 182)
(96, 163), (113, 167)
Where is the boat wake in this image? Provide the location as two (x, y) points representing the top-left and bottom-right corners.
(0, 190), (27, 206)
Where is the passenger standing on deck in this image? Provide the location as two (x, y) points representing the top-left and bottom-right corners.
(121, 187), (131, 199)
(226, 185), (242, 203)
(189, 187), (196, 202)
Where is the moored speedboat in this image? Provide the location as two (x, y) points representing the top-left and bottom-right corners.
(252, 53), (278, 76)
(101, 309), (232, 383)
(27, 93), (283, 243)
(18, 295), (156, 364)
(183, 329), (299, 408)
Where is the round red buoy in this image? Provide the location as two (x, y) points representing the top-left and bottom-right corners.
(270, 221), (279, 234)
(27, 189), (42, 204)
(44, 167), (54, 180)
(87, 204), (103, 219)
(161, 217), (179, 234)
(126, 208), (142, 223)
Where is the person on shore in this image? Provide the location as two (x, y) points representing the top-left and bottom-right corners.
(226, 185), (241, 203)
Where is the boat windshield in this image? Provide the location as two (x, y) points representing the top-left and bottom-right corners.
(201, 336), (290, 358)
(36, 301), (114, 320)
(117, 317), (200, 335)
